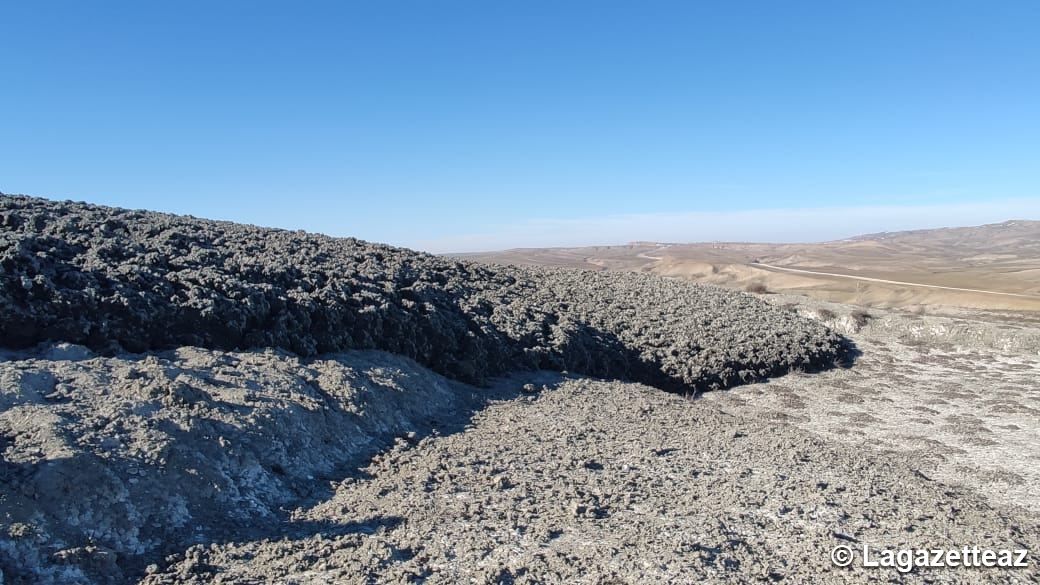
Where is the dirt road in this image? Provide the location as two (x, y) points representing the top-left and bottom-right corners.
(751, 262), (1040, 299)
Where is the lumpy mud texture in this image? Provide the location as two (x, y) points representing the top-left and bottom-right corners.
(1, 195), (1038, 584)
(0, 195), (846, 392)
(0, 346), (488, 584)
(4, 345), (1038, 584)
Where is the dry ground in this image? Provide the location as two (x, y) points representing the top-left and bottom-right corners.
(4, 301), (1040, 583)
(461, 220), (1040, 314)
(4, 202), (1039, 583)
(705, 296), (1040, 514)
(133, 303), (1040, 583)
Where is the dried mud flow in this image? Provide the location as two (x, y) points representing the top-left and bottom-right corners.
(0, 195), (847, 393)
(1, 195), (1038, 584)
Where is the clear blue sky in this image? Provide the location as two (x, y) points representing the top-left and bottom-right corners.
(2, 1), (1038, 251)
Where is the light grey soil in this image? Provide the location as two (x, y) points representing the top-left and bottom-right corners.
(706, 297), (1040, 514)
(143, 374), (1039, 584)
(0, 345), (490, 583)
(4, 316), (1039, 583)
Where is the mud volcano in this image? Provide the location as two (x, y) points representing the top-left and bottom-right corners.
(0, 194), (851, 583)
(0, 195), (846, 392)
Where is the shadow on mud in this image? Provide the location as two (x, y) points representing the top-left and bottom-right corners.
(0, 330), (857, 585)
(1, 266), (859, 585)
(2, 193), (859, 584)
(1, 330), (861, 582)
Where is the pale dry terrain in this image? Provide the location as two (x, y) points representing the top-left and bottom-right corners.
(8, 302), (1040, 584)
(462, 220), (1040, 314)
(706, 296), (1040, 514)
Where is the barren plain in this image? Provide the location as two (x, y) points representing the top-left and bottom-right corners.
(461, 220), (1040, 315)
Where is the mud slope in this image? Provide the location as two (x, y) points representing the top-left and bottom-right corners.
(1, 196), (1037, 584)
(0, 344), (494, 584)
(145, 376), (1040, 585)
(0, 194), (854, 583)
(5, 347), (1038, 584)
(0, 194), (846, 392)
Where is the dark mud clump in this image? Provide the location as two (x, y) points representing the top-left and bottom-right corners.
(0, 194), (847, 392)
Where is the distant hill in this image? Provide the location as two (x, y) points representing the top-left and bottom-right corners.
(466, 219), (1040, 313)
(846, 220), (1040, 251)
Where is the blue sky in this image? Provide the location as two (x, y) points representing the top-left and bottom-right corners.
(2, 1), (1038, 251)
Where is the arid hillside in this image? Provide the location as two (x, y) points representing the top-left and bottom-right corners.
(461, 220), (1040, 314)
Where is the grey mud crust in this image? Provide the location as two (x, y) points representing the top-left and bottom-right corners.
(143, 376), (1040, 585)
(6, 194), (998, 584)
(0, 194), (847, 392)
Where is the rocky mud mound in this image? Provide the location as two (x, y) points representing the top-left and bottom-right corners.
(0, 345), (490, 584)
(0, 195), (846, 392)
(144, 378), (1040, 584)
(0, 195), (854, 583)
(5, 347), (1038, 584)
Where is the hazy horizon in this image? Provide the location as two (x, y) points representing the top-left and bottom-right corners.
(417, 199), (1040, 253)
(4, 190), (1038, 254)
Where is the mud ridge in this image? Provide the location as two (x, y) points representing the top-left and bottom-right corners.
(0, 194), (857, 583)
(1, 194), (848, 393)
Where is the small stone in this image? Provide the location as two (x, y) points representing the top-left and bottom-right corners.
(7, 523), (32, 539)
(43, 343), (94, 362)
